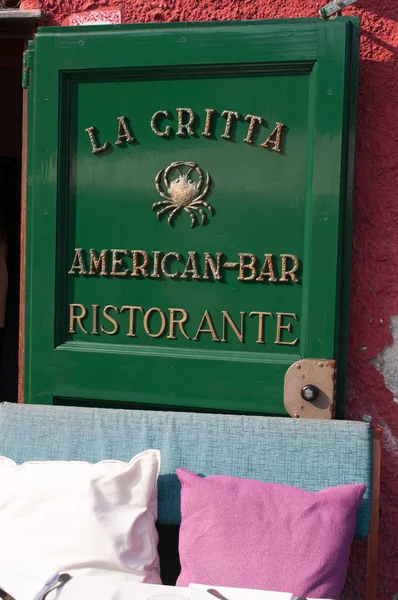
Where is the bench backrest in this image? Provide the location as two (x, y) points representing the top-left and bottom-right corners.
(0, 402), (372, 540)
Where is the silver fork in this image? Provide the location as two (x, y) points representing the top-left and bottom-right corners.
(39, 574), (72, 600)
(0, 573), (71, 600)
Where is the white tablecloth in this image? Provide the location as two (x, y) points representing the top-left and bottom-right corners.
(0, 571), (332, 600)
(48, 580), (329, 600)
(49, 581), (296, 600)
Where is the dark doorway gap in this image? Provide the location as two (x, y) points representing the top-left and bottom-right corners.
(0, 38), (24, 402)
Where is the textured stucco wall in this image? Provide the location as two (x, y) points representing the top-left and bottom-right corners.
(20, 0), (398, 596)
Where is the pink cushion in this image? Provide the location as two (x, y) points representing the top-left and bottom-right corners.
(176, 469), (365, 599)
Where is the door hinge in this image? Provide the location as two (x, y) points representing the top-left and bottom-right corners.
(22, 43), (35, 89)
(284, 359), (337, 419)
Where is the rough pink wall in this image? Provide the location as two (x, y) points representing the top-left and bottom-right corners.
(20, 0), (398, 597)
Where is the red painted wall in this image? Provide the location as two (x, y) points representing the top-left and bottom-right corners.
(20, 0), (398, 597)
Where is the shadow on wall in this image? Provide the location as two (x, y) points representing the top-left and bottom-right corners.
(358, 0), (398, 23)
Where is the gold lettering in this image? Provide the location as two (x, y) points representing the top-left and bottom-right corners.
(275, 312), (299, 346)
(238, 253), (258, 281)
(161, 252), (183, 279)
(202, 108), (216, 138)
(131, 250), (150, 277)
(256, 254), (278, 282)
(221, 110), (240, 140)
(151, 110), (172, 138)
(249, 311), (274, 344)
(68, 248), (87, 275)
(203, 252), (223, 281)
(92, 304), (99, 335)
(120, 305), (144, 337)
(176, 108), (196, 137)
(143, 307), (167, 338)
(223, 260), (239, 270)
(167, 308), (190, 340)
(280, 254), (299, 283)
(69, 303), (88, 334)
(101, 305), (120, 335)
(111, 249), (130, 277)
(89, 249), (109, 276)
(151, 251), (163, 278)
(261, 122), (284, 152)
(221, 311), (245, 343)
(85, 126), (110, 154)
(244, 114), (263, 144)
(181, 251), (201, 280)
(115, 116), (136, 146)
(193, 310), (219, 342)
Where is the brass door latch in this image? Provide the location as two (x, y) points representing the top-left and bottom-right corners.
(284, 359), (336, 419)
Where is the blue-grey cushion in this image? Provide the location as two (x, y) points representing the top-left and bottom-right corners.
(0, 402), (372, 539)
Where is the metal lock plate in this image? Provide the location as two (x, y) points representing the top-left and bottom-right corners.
(284, 359), (336, 419)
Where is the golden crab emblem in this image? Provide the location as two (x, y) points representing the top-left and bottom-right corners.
(153, 161), (213, 228)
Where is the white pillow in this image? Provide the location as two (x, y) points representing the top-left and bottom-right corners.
(0, 449), (162, 594)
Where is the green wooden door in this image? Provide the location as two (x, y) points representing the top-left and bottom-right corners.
(23, 18), (359, 415)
